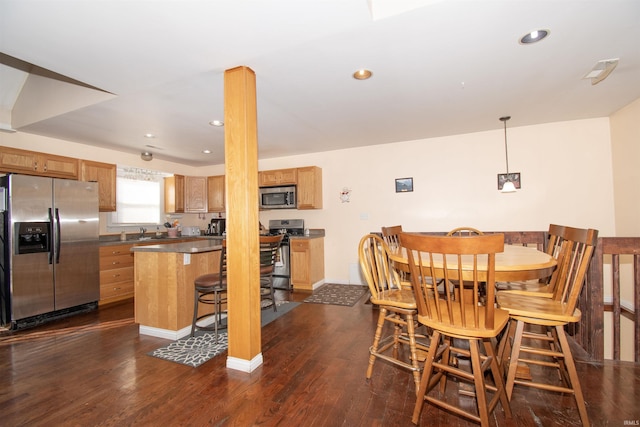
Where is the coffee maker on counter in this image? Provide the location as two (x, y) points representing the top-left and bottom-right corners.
(207, 218), (226, 236)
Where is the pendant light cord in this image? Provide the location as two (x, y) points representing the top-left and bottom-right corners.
(500, 116), (511, 175)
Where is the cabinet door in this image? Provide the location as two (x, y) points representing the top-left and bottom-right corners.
(80, 160), (117, 211)
(39, 153), (79, 179)
(297, 166), (323, 209)
(290, 240), (310, 287)
(185, 176), (207, 212)
(0, 146), (38, 174)
(258, 168), (297, 187)
(207, 175), (225, 212)
(164, 175), (185, 213)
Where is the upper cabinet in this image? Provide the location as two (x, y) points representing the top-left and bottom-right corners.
(164, 175), (185, 213)
(296, 166), (323, 209)
(80, 160), (117, 212)
(259, 166), (323, 210)
(207, 175), (225, 213)
(258, 168), (297, 187)
(184, 176), (207, 213)
(165, 175), (208, 213)
(0, 146), (79, 179)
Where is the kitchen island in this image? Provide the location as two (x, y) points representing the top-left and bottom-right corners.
(131, 239), (222, 339)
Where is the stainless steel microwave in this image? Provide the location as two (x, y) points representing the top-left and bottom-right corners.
(259, 185), (296, 209)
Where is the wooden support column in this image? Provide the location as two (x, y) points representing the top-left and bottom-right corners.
(223, 66), (262, 372)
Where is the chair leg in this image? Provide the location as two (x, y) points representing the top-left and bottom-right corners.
(405, 313), (422, 394)
(504, 319), (525, 400)
(469, 339), (491, 427)
(190, 288), (199, 337)
(366, 307), (387, 381)
(412, 330), (441, 424)
(555, 325), (590, 427)
(269, 279), (277, 312)
(483, 338), (512, 419)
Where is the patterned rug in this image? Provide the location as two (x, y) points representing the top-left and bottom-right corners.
(148, 301), (300, 367)
(303, 284), (368, 307)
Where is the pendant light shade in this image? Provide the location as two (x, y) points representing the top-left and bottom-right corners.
(501, 180), (517, 193)
(500, 116), (517, 193)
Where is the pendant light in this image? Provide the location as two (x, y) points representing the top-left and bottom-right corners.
(500, 116), (517, 193)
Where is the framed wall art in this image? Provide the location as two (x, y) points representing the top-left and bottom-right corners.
(497, 172), (521, 190)
(395, 177), (413, 193)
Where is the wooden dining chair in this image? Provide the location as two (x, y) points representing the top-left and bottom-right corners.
(381, 225), (411, 286)
(381, 225), (403, 250)
(358, 234), (430, 394)
(446, 226), (484, 237)
(259, 234), (284, 312)
(496, 224), (566, 297)
(496, 226), (598, 427)
(401, 232), (512, 426)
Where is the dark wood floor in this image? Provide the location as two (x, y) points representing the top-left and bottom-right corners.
(1, 289), (639, 426)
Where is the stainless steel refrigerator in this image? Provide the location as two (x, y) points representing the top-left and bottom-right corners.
(0, 174), (100, 329)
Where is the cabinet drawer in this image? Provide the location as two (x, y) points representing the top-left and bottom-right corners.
(290, 240), (309, 251)
(100, 244), (133, 257)
(100, 266), (134, 286)
(99, 253), (134, 270)
(100, 281), (134, 300)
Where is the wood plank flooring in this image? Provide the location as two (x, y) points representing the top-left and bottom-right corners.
(0, 290), (639, 426)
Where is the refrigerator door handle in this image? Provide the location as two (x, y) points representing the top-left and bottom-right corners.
(48, 208), (54, 265)
(54, 208), (61, 264)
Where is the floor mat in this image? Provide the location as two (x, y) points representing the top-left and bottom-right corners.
(148, 301), (300, 367)
(303, 284), (368, 307)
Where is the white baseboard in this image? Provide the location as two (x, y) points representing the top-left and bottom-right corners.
(226, 353), (264, 373)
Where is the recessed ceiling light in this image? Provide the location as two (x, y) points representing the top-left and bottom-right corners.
(202, 149), (212, 154)
(209, 120), (224, 127)
(353, 69), (373, 80)
(144, 133), (155, 138)
(519, 29), (550, 44)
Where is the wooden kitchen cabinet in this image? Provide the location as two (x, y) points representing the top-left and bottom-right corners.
(258, 168), (297, 187)
(80, 160), (117, 211)
(0, 146), (79, 179)
(165, 175), (208, 213)
(164, 174), (185, 213)
(207, 175), (225, 212)
(296, 166), (323, 209)
(290, 237), (325, 291)
(185, 176), (207, 212)
(99, 243), (135, 305)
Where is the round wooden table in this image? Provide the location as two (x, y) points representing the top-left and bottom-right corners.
(389, 244), (557, 282)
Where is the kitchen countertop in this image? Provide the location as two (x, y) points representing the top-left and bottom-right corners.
(99, 235), (223, 246)
(130, 239), (222, 254)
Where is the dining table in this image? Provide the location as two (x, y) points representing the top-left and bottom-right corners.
(388, 243), (557, 283)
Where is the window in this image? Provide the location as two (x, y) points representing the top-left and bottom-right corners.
(107, 167), (169, 231)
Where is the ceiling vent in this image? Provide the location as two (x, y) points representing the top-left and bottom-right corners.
(583, 58), (619, 85)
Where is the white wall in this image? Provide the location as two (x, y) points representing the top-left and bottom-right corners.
(254, 117), (616, 283)
(0, 116), (617, 284)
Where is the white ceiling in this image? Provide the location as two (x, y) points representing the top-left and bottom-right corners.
(1, 0), (639, 166)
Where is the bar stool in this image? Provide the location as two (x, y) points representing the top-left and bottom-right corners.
(191, 240), (227, 341)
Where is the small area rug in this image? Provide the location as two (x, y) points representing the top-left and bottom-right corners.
(303, 283), (368, 307)
(148, 301), (300, 367)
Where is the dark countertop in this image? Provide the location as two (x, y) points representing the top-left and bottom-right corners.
(130, 239), (223, 254)
(99, 235), (223, 246)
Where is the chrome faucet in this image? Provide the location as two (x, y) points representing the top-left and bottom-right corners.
(139, 227), (146, 238)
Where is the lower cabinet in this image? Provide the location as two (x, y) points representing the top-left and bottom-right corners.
(99, 244), (135, 305)
(99, 238), (202, 304)
(290, 237), (325, 291)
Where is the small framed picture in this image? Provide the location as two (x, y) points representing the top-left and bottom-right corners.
(395, 177), (413, 193)
(497, 173), (521, 190)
